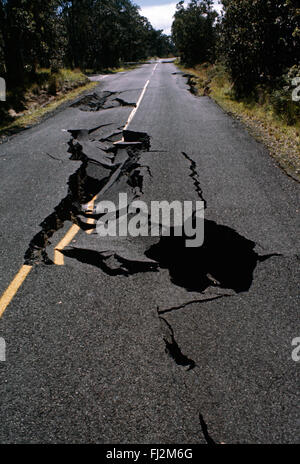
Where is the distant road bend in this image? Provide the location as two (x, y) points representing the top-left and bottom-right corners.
(0, 60), (299, 444)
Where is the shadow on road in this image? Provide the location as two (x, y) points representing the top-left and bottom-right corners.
(145, 219), (276, 294)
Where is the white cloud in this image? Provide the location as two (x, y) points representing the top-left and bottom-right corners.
(140, 2), (177, 35)
(140, 1), (223, 36)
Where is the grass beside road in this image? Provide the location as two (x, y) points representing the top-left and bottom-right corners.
(178, 62), (300, 181)
(0, 68), (99, 139)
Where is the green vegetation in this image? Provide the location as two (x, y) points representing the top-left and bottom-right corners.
(218, 0), (299, 98)
(172, 0), (217, 66)
(0, 69), (97, 136)
(172, 0), (300, 178)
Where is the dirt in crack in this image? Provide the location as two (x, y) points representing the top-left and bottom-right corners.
(24, 126), (151, 265)
(71, 91), (136, 112)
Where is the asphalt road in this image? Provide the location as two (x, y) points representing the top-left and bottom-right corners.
(0, 60), (299, 444)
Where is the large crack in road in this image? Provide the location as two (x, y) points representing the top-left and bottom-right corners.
(24, 124), (151, 266)
(23, 84), (282, 444)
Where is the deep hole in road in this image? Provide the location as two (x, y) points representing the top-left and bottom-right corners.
(62, 214), (275, 295)
(145, 220), (275, 294)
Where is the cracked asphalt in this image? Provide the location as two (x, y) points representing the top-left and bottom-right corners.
(0, 60), (299, 444)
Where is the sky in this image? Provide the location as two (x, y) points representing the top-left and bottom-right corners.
(136, 1), (223, 35)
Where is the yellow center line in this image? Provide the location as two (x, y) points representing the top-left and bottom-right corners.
(54, 224), (81, 266)
(0, 265), (32, 318)
(85, 195), (98, 235)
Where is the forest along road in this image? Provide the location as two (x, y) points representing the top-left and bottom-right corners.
(0, 60), (299, 444)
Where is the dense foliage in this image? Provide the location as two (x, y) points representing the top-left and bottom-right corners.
(219, 0), (300, 96)
(172, 0), (217, 66)
(0, 0), (174, 87)
(172, 0), (300, 102)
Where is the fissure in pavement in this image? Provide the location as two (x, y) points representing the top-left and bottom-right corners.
(159, 315), (196, 371)
(71, 91), (136, 112)
(24, 126), (150, 265)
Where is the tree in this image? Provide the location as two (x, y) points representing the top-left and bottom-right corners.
(0, 0), (65, 84)
(219, 0), (300, 96)
(172, 0), (218, 66)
